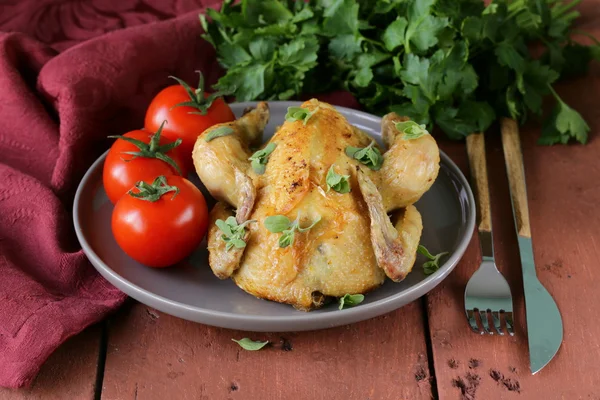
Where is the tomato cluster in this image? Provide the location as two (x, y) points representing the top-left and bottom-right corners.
(103, 72), (234, 267)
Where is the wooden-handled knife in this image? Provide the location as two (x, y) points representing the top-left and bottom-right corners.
(501, 118), (564, 374)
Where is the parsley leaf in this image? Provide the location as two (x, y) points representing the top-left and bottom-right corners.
(495, 41), (526, 73)
(249, 38), (277, 61)
(202, 0), (597, 145)
(434, 100), (495, 139)
(216, 43), (252, 69)
(353, 67), (374, 88)
(329, 34), (363, 61)
(417, 245), (448, 275)
(321, 0), (359, 36)
(326, 165), (351, 193)
(279, 37), (319, 66)
(555, 43), (593, 78)
(399, 54), (434, 100)
(406, 15), (449, 54)
(249, 142), (276, 174)
(517, 61), (559, 115)
(215, 217), (255, 251)
(338, 294), (365, 310)
(539, 86), (590, 145)
(382, 17), (408, 51)
(243, 0), (293, 26)
(345, 141), (384, 170)
(404, 0), (449, 54)
(214, 64), (266, 101)
(461, 16), (484, 42)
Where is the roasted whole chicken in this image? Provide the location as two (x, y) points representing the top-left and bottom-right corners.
(192, 99), (440, 310)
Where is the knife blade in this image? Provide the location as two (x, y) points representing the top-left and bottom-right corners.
(517, 236), (564, 374)
(501, 118), (563, 374)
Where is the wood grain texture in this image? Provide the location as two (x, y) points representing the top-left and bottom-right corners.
(0, 326), (101, 400)
(9, 4), (600, 400)
(500, 119), (531, 238)
(100, 300), (432, 400)
(428, 53), (600, 400)
(466, 133), (492, 233)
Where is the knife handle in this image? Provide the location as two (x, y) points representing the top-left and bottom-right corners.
(466, 132), (491, 233)
(501, 118), (532, 238)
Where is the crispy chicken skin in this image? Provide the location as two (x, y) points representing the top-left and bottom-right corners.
(193, 99), (440, 310)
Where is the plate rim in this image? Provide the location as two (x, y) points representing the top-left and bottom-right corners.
(73, 101), (475, 330)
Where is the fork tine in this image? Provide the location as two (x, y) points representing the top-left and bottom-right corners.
(491, 311), (503, 335)
(466, 309), (481, 333)
(504, 312), (515, 336)
(479, 310), (492, 334)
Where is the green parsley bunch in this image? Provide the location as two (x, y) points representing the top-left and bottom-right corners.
(201, 0), (598, 144)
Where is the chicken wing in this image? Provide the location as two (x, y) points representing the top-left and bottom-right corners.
(192, 102), (269, 222)
(378, 113), (440, 212)
(206, 202), (248, 279)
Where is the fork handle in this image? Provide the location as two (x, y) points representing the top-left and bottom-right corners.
(500, 118), (531, 238)
(466, 133), (492, 233)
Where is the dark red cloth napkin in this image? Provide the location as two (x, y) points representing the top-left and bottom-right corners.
(0, 2), (360, 389)
(0, 6), (226, 388)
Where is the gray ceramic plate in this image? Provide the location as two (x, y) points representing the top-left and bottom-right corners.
(74, 101), (475, 332)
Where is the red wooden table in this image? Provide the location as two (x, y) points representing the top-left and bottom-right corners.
(2, 4), (600, 400)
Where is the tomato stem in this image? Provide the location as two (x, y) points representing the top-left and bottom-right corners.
(108, 121), (183, 175)
(128, 175), (179, 202)
(169, 71), (234, 115)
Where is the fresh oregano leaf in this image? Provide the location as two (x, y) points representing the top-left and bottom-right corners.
(215, 216), (255, 251)
(278, 229), (296, 248)
(417, 244), (435, 259)
(249, 142), (277, 174)
(264, 213), (320, 248)
(215, 218), (234, 236)
(417, 245), (449, 275)
(264, 215), (291, 233)
(285, 106), (318, 125)
(205, 126), (235, 142)
(338, 294), (365, 310)
(296, 215), (321, 232)
(326, 165), (351, 193)
(231, 338), (269, 351)
(231, 238), (247, 248)
(395, 121), (430, 140)
(345, 141), (384, 170)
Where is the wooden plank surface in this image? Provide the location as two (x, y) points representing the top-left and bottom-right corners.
(428, 7), (600, 398)
(100, 299), (432, 400)
(5, 4), (600, 400)
(0, 326), (101, 400)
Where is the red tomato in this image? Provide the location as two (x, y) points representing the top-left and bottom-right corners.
(111, 175), (208, 268)
(145, 72), (235, 167)
(103, 128), (187, 204)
